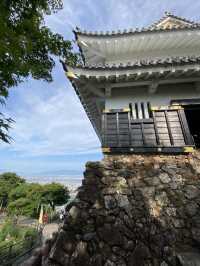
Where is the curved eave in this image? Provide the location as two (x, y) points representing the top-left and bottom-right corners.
(73, 56), (200, 70)
(60, 60), (102, 139)
(65, 64), (200, 92)
(64, 57), (200, 81)
(70, 82), (102, 140)
(74, 27), (200, 66)
(73, 30), (86, 65)
(74, 24), (200, 38)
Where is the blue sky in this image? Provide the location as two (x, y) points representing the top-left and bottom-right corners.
(0, 0), (200, 183)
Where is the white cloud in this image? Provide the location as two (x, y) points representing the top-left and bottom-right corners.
(3, 81), (100, 157)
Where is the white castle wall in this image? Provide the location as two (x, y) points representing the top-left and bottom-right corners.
(106, 83), (200, 114)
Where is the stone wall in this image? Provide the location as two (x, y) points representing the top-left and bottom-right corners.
(24, 152), (200, 266)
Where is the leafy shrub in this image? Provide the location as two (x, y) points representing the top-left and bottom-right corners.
(0, 218), (37, 241)
(0, 219), (19, 242)
(7, 181), (70, 218)
(0, 171), (70, 218)
(0, 219), (38, 258)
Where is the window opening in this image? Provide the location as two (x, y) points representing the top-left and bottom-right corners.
(135, 103), (139, 119)
(184, 105), (200, 148)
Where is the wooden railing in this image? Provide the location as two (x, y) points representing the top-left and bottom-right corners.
(102, 107), (194, 153)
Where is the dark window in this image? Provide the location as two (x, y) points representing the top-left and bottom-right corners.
(184, 105), (200, 148)
(129, 102), (152, 120)
(141, 102), (145, 118)
(147, 102), (152, 118)
(129, 103), (133, 118)
(135, 103), (139, 119)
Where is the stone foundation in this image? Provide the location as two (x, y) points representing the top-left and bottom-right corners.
(24, 152), (200, 266)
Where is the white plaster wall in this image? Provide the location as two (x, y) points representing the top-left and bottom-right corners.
(105, 83), (200, 109)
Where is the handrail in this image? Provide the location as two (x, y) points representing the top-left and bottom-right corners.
(0, 233), (42, 265)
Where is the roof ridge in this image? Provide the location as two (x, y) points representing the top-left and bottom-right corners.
(165, 11), (200, 26)
(74, 24), (200, 37)
(151, 11), (200, 29)
(73, 13), (200, 37)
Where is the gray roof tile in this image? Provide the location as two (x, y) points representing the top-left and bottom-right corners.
(74, 13), (200, 38)
(71, 56), (200, 70)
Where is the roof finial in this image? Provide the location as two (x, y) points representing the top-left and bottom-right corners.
(165, 11), (172, 16)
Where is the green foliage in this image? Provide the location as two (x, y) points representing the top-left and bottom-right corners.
(0, 172), (70, 218)
(0, 219), (19, 242)
(0, 218), (37, 241)
(0, 172), (25, 207)
(0, 0), (78, 142)
(41, 182), (70, 207)
(8, 183), (44, 217)
(8, 197), (38, 218)
(0, 112), (14, 143)
(0, 218), (37, 252)
(7, 181), (70, 218)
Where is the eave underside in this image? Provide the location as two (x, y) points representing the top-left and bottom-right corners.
(76, 28), (200, 65)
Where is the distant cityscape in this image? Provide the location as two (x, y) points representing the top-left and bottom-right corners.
(26, 176), (82, 187)
(0, 170), (82, 187)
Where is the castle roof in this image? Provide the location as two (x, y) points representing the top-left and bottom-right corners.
(71, 12), (200, 66)
(62, 13), (200, 139)
(74, 12), (200, 38)
(69, 56), (200, 71)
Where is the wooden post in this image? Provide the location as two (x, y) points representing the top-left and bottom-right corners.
(102, 113), (105, 147)
(8, 245), (12, 259)
(165, 110), (174, 146)
(128, 111), (132, 147)
(152, 111), (160, 145)
(178, 109), (194, 145)
(116, 112), (120, 147)
(141, 123), (146, 146)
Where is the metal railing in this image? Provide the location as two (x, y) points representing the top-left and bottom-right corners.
(0, 233), (42, 265)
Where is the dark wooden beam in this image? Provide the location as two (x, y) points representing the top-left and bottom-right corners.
(102, 146), (194, 154)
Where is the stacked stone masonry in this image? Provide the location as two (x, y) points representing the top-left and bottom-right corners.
(24, 152), (200, 266)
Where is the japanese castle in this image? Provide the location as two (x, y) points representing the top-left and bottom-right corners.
(62, 12), (200, 154)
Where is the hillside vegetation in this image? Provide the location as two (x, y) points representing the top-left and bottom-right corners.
(0, 172), (70, 218)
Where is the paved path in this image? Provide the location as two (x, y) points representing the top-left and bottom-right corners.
(42, 223), (60, 242)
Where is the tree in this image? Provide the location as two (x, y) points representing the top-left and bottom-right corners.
(8, 183), (46, 217)
(0, 172), (25, 207)
(0, 0), (78, 142)
(8, 182), (70, 218)
(0, 112), (14, 143)
(41, 183), (70, 208)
